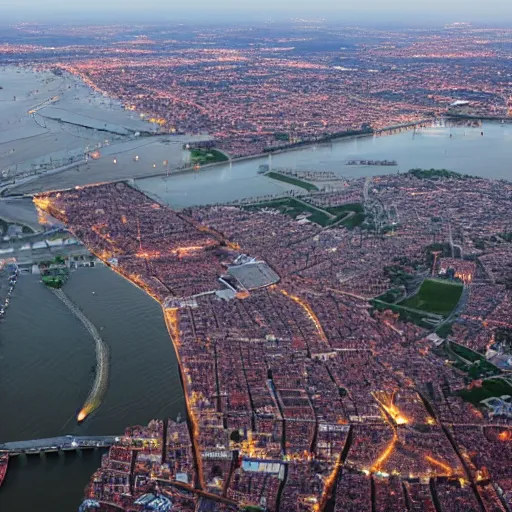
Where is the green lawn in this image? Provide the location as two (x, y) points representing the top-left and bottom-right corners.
(448, 342), (502, 379)
(42, 276), (66, 289)
(458, 378), (512, 405)
(190, 148), (229, 165)
(245, 198), (366, 228)
(407, 168), (474, 180)
(245, 198), (331, 226)
(324, 203), (366, 230)
(325, 203), (364, 216)
(399, 279), (463, 316)
(266, 172), (319, 192)
(371, 300), (434, 329)
(341, 211), (366, 230)
(450, 342), (484, 363)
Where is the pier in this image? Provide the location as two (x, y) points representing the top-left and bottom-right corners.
(50, 288), (110, 422)
(0, 436), (118, 455)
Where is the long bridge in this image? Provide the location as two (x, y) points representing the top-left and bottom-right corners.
(0, 435), (119, 455)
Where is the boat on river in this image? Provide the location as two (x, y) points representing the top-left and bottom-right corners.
(0, 453), (9, 488)
(346, 159), (398, 166)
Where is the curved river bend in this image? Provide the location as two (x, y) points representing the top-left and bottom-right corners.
(0, 266), (185, 511)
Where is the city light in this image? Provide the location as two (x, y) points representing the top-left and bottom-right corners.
(498, 430), (511, 442)
(27, 86), (512, 510)
(425, 455), (454, 476)
(372, 390), (409, 426)
(279, 289), (329, 345)
(371, 435), (397, 473)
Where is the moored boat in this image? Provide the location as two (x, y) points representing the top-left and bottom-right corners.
(0, 453), (9, 488)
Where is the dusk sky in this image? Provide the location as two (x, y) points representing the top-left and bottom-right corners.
(1, 0), (510, 23)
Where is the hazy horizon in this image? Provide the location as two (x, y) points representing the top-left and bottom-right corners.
(0, 0), (511, 25)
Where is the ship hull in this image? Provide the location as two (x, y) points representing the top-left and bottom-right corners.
(0, 454), (9, 488)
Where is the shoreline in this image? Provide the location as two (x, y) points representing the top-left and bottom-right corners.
(6, 110), (508, 198)
(132, 116), (512, 187)
(3, 118), (433, 197)
(74, 119), (431, 188)
(446, 113), (512, 122)
(162, 308), (204, 489)
(2, 61), (510, 198)
(48, 228), (203, 488)
(140, 119), (434, 181)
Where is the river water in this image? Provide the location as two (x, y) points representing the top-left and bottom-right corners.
(2, 120), (512, 510)
(0, 266), (185, 511)
(137, 121), (512, 209)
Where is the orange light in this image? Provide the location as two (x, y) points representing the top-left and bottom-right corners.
(226, 241), (241, 250)
(425, 455), (454, 476)
(498, 430), (511, 442)
(33, 196), (52, 212)
(279, 289), (328, 345)
(373, 390), (409, 425)
(172, 245), (204, 256)
(371, 435), (397, 472)
(135, 250), (161, 259)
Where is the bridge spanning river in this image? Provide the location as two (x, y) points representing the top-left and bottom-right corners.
(0, 435), (118, 455)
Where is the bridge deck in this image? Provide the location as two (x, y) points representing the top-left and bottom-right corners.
(0, 435), (118, 453)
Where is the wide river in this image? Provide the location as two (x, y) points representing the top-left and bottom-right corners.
(137, 121), (512, 208)
(0, 266), (185, 511)
(1, 120), (512, 511)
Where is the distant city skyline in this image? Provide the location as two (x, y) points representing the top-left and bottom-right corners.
(1, 0), (512, 24)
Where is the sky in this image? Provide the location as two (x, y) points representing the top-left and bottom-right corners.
(0, 0), (510, 24)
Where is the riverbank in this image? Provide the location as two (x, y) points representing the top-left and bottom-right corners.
(129, 119), (433, 183)
(0, 266), (185, 439)
(7, 117), (512, 207)
(447, 113), (512, 122)
(4, 118), (430, 197)
(135, 119), (512, 209)
(0, 263), (185, 511)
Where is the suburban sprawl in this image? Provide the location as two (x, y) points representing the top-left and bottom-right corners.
(2, 21), (512, 164)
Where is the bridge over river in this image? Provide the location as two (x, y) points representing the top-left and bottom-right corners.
(0, 435), (119, 455)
